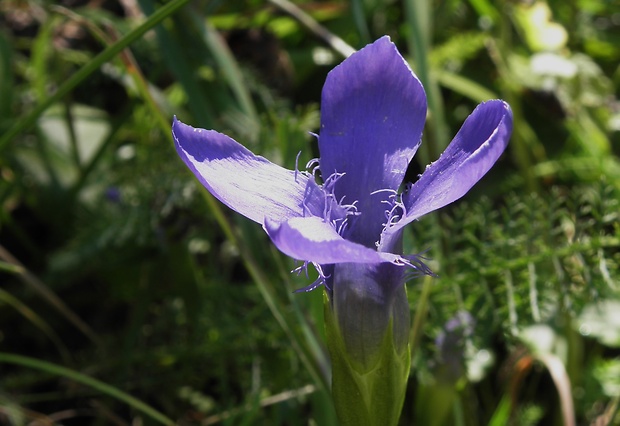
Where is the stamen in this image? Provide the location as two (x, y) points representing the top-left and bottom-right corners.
(301, 183), (313, 217)
(306, 158), (321, 183)
(381, 191), (409, 231)
(370, 188), (398, 196)
(403, 249), (436, 278)
(294, 151), (302, 182)
(295, 177), (435, 293)
(292, 260), (312, 279)
(336, 219), (349, 235)
(292, 262), (330, 293)
(317, 171), (366, 238)
(306, 158), (320, 171)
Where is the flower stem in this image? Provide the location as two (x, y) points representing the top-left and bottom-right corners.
(410, 274), (434, 354)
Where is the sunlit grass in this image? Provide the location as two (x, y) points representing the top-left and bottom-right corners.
(0, 0), (618, 424)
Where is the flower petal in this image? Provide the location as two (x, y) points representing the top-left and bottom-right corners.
(173, 117), (309, 224)
(264, 216), (406, 265)
(318, 36), (427, 247)
(385, 100), (512, 239)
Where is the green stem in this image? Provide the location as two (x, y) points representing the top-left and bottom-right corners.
(0, 352), (175, 425)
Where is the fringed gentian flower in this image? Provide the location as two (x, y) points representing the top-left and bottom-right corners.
(172, 36), (512, 426)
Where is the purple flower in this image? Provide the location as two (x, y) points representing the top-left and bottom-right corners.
(435, 311), (475, 382)
(172, 36), (512, 367)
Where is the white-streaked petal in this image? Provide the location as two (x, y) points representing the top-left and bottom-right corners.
(173, 117), (309, 224)
(382, 100), (512, 243)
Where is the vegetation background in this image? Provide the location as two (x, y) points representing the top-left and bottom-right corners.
(0, 0), (619, 424)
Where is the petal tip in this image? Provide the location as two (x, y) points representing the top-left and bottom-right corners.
(484, 99), (513, 118)
(171, 115), (187, 131)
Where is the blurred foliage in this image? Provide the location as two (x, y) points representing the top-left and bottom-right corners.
(0, 0), (619, 424)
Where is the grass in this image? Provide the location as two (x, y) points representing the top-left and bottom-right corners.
(0, 0), (619, 424)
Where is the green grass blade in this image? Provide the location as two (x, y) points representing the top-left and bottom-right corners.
(0, 0), (190, 152)
(30, 18), (55, 103)
(0, 288), (71, 362)
(403, 0), (449, 163)
(409, 275), (434, 354)
(351, 0), (372, 44)
(435, 70), (498, 103)
(0, 244), (102, 347)
(192, 15), (258, 124)
(138, 0), (215, 128)
(487, 395), (511, 426)
(0, 352), (175, 425)
(0, 260), (23, 274)
(0, 31), (13, 125)
(267, 0), (355, 58)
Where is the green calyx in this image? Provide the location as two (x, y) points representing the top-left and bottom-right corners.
(325, 293), (411, 426)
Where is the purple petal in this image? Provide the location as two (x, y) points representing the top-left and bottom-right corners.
(318, 36), (427, 248)
(264, 216), (406, 265)
(384, 100), (512, 239)
(173, 117), (309, 224)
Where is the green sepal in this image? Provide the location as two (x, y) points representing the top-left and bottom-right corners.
(324, 292), (411, 426)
